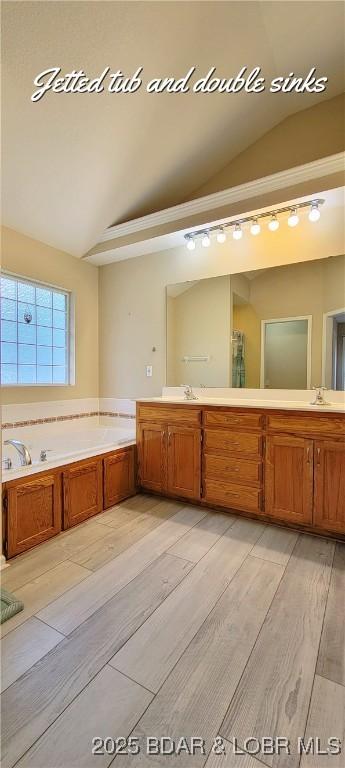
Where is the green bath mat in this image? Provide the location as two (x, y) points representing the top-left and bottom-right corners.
(0, 588), (24, 624)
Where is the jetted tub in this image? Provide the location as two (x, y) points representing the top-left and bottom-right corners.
(2, 425), (136, 482)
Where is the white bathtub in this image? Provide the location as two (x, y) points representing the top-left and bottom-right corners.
(2, 425), (136, 482)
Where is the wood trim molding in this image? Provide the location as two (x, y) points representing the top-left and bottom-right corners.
(90, 151), (345, 246)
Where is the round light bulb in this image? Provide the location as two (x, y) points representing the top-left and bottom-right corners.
(233, 224), (243, 240)
(288, 208), (299, 227)
(216, 229), (226, 244)
(186, 236), (195, 251)
(201, 233), (211, 248)
(250, 219), (261, 236)
(309, 204), (320, 222)
(268, 215), (279, 232)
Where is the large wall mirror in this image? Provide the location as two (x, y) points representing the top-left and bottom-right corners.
(166, 254), (345, 391)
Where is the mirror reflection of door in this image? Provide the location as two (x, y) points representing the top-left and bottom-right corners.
(261, 317), (311, 389)
(323, 310), (345, 390)
(338, 329), (345, 390)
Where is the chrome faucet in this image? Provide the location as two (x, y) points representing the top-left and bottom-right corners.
(310, 386), (330, 406)
(181, 384), (198, 401)
(40, 449), (52, 462)
(4, 439), (32, 466)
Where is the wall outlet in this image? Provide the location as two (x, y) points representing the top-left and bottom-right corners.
(146, 365), (153, 377)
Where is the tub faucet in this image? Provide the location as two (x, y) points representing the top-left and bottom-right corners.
(4, 439), (32, 466)
(310, 386), (330, 406)
(181, 384), (198, 401)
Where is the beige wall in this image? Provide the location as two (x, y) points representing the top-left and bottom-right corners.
(99, 199), (345, 398)
(167, 276), (231, 387)
(191, 94), (345, 198)
(1, 227), (99, 403)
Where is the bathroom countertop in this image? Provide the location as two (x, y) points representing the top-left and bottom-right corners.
(136, 396), (345, 414)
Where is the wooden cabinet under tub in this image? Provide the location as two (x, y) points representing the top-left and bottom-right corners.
(3, 473), (62, 557)
(2, 445), (136, 558)
(63, 458), (103, 528)
(136, 401), (345, 539)
(104, 448), (136, 508)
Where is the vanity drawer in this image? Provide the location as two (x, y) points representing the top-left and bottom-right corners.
(267, 414), (345, 437)
(137, 405), (201, 426)
(204, 479), (262, 513)
(204, 429), (262, 457)
(204, 454), (262, 486)
(204, 410), (263, 430)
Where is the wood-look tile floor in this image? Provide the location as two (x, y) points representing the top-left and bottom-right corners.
(1, 494), (344, 768)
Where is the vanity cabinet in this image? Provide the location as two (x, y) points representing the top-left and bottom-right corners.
(203, 409), (264, 514)
(104, 446), (136, 508)
(4, 473), (62, 557)
(266, 415), (345, 533)
(314, 440), (345, 533)
(167, 425), (201, 500)
(137, 422), (167, 493)
(265, 435), (313, 525)
(136, 401), (345, 539)
(137, 405), (201, 500)
(63, 458), (103, 528)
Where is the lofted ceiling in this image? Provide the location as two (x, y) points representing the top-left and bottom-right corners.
(2, 1), (345, 257)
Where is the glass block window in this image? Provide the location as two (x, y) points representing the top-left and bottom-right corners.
(1, 274), (70, 385)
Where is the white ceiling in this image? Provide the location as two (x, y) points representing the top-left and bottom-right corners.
(2, 1), (344, 257)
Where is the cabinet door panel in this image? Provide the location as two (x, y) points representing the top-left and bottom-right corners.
(314, 440), (345, 533)
(167, 426), (201, 500)
(6, 474), (62, 557)
(63, 460), (103, 528)
(104, 448), (136, 509)
(265, 435), (313, 525)
(138, 422), (167, 493)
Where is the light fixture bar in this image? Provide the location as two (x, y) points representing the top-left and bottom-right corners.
(184, 198), (324, 245)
